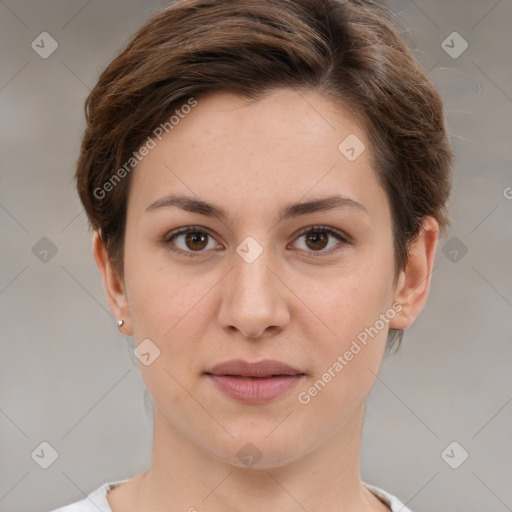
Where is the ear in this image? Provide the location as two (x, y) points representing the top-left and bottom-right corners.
(389, 216), (439, 330)
(92, 231), (133, 335)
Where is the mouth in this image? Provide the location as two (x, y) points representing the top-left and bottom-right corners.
(205, 358), (305, 378)
(204, 359), (306, 403)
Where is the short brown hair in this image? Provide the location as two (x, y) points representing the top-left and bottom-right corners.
(75, 0), (454, 349)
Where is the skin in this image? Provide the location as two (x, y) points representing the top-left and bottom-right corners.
(93, 88), (439, 512)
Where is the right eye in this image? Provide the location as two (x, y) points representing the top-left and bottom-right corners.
(163, 226), (223, 257)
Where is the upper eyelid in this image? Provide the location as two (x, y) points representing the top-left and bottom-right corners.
(295, 225), (348, 240)
(165, 225), (221, 243)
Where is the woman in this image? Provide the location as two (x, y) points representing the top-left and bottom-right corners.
(52, 0), (453, 510)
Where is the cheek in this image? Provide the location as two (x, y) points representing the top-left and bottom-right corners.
(123, 256), (212, 415)
(300, 257), (394, 341)
(123, 235), (209, 336)
(294, 246), (394, 386)
(295, 275), (390, 417)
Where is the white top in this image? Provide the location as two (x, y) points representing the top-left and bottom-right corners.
(49, 479), (412, 511)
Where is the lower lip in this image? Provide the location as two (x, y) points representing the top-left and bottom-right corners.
(207, 374), (304, 404)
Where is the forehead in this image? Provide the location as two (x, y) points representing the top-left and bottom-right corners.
(127, 88), (389, 223)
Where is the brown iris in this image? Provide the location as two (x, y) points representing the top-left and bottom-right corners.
(185, 231), (208, 251)
(304, 231), (329, 251)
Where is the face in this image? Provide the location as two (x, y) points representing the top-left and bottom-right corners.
(97, 88), (432, 469)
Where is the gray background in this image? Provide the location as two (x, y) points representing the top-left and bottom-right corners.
(1, 1), (511, 511)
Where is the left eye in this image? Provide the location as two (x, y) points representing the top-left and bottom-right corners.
(291, 226), (348, 254)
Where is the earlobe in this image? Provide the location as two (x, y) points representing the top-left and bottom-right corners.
(92, 231), (133, 335)
(389, 217), (440, 330)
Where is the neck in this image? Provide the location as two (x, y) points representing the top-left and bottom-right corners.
(126, 403), (388, 512)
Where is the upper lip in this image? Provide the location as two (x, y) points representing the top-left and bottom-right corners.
(206, 359), (305, 378)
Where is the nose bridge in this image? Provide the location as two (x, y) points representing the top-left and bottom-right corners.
(234, 243), (273, 303)
(218, 236), (289, 338)
(232, 239), (277, 311)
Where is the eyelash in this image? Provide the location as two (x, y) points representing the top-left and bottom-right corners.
(162, 225), (350, 259)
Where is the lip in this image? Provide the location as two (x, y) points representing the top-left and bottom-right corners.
(205, 359), (305, 404)
(207, 358), (304, 378)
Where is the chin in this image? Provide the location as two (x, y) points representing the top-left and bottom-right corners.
(206, 429), (307, 471)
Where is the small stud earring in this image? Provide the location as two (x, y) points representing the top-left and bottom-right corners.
(117, 319), (124, 328)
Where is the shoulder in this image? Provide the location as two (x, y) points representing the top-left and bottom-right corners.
(364, 482), (413, 512)
(48, 480), (129, 512)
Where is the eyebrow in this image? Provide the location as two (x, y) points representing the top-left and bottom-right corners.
(145, 193), (368, 220)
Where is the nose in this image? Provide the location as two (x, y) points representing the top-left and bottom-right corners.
(217, 244), (290, 340)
